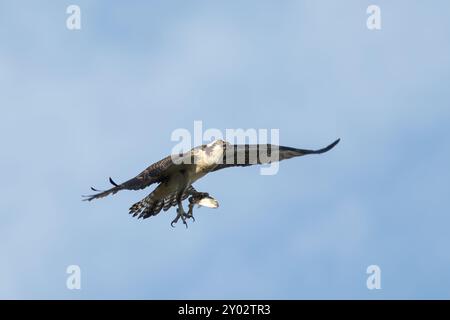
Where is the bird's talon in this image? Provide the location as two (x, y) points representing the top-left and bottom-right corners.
(182, 211), (195, 222)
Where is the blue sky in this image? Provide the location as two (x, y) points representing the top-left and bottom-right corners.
(1, 0), (450, 299)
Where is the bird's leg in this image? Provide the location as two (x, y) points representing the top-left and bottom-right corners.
(185, 201), (196, 222)
(170, 212), (181, 227)
(184, 192), (211, 221)
(171, 199), (188, 228)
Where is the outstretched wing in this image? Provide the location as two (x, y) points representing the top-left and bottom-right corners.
(83, 155), (187, 201)
(213, 138), (340, 172)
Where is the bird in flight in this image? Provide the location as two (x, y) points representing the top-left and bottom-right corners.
(83, 138), (340, 227)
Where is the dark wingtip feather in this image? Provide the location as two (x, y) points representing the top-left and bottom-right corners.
(315, 138), (340, 154)
(327, 138), (340, 150)
(81, 194), (94, 201)
(109, 177), (119, 187)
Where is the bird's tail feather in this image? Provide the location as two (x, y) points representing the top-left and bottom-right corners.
(129, 192), (160, 219)
(129, 186), (196, 219)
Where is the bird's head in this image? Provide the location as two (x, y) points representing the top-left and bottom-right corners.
(200, 139), (229, 165)
(206, 139), (229, 150)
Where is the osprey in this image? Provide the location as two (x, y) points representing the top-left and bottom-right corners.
(83, 139), (340, 227)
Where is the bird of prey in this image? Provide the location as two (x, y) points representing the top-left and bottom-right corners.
(83, 138), (340, 227)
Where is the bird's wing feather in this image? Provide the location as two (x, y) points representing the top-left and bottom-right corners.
(212, 138), (340, 172)
(83, 154), (190, 201)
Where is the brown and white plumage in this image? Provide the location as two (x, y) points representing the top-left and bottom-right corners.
(83, 138), (340, 227)
(129, 185), (197, 219)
